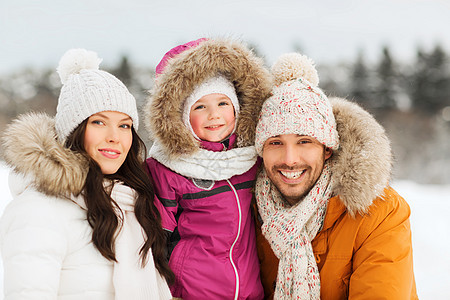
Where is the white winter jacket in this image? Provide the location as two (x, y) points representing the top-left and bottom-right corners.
(0, 113), (171, 299)
(1, 172), (115, 299)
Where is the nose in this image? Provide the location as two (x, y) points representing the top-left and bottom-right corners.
(106, 126), (120, 143)
(283, 143), (300, 167)
(207, 107), (220, 119)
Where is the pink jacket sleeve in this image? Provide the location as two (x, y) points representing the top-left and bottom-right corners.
(145, 158), (179, 232)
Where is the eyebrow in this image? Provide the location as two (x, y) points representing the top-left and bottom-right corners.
(93, 113), (132, 122)
(269, 134), (308, 138)
(195, 95), (232, 103)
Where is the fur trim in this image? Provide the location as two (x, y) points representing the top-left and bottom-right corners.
(2, 113), (88, 197)
(145, 38), (272, 158)
(329, 97), (392, 217)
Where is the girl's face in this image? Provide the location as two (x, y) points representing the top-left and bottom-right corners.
(189, 93), (236, 142)
(84, 111), (133, 174)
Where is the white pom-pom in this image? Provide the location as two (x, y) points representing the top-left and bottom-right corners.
(271, 53), (319, 86)
(57, 48), (102, 84)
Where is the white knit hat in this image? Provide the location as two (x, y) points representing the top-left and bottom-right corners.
(182, 74), (239, 140)
(55, 48), (139, 142)
(255, 53), (339, 155)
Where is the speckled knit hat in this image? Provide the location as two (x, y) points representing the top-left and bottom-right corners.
(255, 53), (339, 155)
(55, 48), (139, 142)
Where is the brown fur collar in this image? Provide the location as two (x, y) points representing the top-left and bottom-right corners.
(145, 38), (272, 158)
(2, 113), (88, 197)
(329, 97), (392, 216)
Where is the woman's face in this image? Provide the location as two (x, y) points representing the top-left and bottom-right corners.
(83, 111), (133, 174)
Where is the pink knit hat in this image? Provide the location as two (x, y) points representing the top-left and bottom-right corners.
(255, 53), (339, 155)
(155, 38), (208, 76)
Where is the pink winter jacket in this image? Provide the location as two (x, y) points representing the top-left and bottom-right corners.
(145, 137), (264, 300)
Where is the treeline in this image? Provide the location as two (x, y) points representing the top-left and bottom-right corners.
(320, 44), (450, 117)
(0, 56), (153, 121)
(0, 56), (155, 147)
(0, 43), (449, 183)
(319, 44), (450, 184)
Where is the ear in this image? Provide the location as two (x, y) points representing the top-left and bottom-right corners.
(324, 147), (333, 160)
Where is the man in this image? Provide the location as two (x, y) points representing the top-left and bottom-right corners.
(253, 53), (417, 299)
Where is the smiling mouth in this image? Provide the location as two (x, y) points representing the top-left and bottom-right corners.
(280, 170), (305, 179)
(99, 149), (121, 159)
(205, 124), (224, 129)
(100, 149), (120, 155)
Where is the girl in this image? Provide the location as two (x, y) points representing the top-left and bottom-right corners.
(144, 38), (272, 299)
(0, 49), (173, 299)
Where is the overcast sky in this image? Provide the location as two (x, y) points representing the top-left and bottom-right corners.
(1, 0), (449, 74)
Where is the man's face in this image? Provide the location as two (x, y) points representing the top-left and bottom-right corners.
(262, 134), (332, 206)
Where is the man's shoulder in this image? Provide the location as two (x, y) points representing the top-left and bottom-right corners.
(353, 186), (412, 244)
(324, 187), (411, 242)
(366, 186), (411, 220)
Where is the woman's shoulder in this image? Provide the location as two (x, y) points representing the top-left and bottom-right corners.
(1, 174), (85, 236)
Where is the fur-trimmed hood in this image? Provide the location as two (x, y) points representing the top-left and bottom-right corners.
(2, 113), (88, 198)
(329, 97), (392, 217)
(145, 38), (272, 158)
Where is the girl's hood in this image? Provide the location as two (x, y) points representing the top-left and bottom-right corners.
(145, 38), (272, 158)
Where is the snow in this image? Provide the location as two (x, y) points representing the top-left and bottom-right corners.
(392, 181), (450, 299)
(0, 163), (449, 298)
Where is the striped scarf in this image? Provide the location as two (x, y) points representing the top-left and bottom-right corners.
(255, 162), (333, 299)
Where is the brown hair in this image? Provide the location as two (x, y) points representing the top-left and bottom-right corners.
(65, 119), (174, 284)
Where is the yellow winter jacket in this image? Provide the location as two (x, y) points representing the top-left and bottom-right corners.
(256, 187), (418, 300)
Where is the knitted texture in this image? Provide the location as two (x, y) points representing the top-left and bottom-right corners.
(271, 52), (319, 86)
(182, 74), (240, 140)
(255, 162), (333, 299)
(55, 49), (138, 142)
(255, 53), (339, 155)
(149, 141), (256, 181)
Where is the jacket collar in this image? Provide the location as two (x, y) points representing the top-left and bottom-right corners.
(321, 196), (347, 232)
(2, 112), (87, 198)
(327, 97), (393, 217)
(199, 134), (236, 152)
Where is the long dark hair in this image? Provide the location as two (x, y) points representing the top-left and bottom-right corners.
(65, 119), (174, 284)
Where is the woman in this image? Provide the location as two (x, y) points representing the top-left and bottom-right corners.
(0, 48), (173, 299)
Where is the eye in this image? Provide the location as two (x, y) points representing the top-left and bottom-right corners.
(119, 123), (132, 129)
(193, 104), (205, 110)
(92, 120), (105, 126)
(268, 140), (282, 145)
(218, 101), (230, 106)
(298, 139), (312, 145)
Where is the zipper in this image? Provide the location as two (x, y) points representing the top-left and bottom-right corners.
(227, 179), (241, 300)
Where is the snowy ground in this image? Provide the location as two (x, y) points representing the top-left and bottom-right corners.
(0, 163), (449, 299)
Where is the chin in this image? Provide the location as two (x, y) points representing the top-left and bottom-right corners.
(100, 166), (121, 175)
